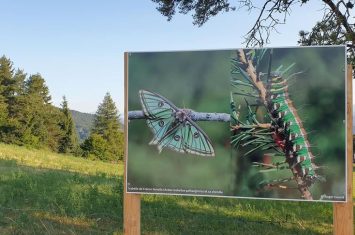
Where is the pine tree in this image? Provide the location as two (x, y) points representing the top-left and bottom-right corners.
(0, 56), (12, 140)
(18, 74), (54, 148)
(92, 92), (121, 135)
(25, 74), (51, 104)
(0, 93), (7, 127)
(3, 69), (26, 144)
(45, 105), (65, 151)
(82, 93), (123, 161)
(58, 96), (78, 153)
(0, 57), (30, 144)
(0, 56), (78, 152)
(0, 56), (15, 98)
(9, 69), (26, 111)
(0, 57), (25, 107)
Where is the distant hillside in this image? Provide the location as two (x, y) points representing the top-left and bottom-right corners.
(71, 110), (95, 142)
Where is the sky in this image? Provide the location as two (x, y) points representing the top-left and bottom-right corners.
(0, 1), (333, 114)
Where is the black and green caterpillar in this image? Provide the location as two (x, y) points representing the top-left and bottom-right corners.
(230, 49), (324, 197)
(266, 73), (318, 186)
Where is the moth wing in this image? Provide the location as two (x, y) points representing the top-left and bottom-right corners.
(139, 90), (179, 145)
(146, 116), (175, 145)
(157, 124), (186, 154)
(181, 120), (215, 157)
(139, 90), (214, 157)
(139, 90), (178, 119)
(159, 119), (215, 157)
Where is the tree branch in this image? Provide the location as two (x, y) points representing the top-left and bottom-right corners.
(237, 49), (267, 103)
(232, 48), (314, 200)
(128, 110), (230, 122)
(242, 0), (296, 46)
(322, 0), (355, 44)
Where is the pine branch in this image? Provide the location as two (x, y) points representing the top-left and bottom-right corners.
(232, 48), (314, 200)
(237, 49), (267, 103)
(128, 110), (230, 122)
(322, 0), (355, 46)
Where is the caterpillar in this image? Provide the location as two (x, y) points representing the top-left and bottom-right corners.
(266, 73), (318, 187)
(230, 49), (325, 199)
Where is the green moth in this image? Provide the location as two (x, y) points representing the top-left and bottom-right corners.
(139, 90), (215, 157)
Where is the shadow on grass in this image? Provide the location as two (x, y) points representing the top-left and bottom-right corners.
(0, 159), (123, 234)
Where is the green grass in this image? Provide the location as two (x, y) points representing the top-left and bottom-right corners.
(0, 143), (123, 234)
(0, 143), (354, 234)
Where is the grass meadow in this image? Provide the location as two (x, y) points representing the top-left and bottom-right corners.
(0, 143), (354, 234)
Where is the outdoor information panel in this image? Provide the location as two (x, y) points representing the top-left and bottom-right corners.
(126, 46), (347, 202)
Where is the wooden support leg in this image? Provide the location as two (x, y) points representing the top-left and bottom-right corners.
(124, 52), (141, 235)
(124, 193), (141, 235)
(333, 65), (353, 235)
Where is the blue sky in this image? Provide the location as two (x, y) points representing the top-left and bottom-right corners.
(0, 1), (327, 114)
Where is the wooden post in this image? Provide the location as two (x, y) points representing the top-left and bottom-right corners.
(333, 65), (353, 235)
(124, 52), (141, 235)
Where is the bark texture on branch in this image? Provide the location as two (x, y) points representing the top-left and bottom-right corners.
(237, 49), (267, 103)
(128, 110), (230, 122)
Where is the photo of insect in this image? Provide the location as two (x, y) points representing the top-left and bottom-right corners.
(139, 90), (215, 157)
(230, 48), (326, 200)
(127, 47), (345, 201)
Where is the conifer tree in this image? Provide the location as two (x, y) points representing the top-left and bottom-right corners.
(0, 92), (7, 128)
(92, 92), (121, 135)
(0, 57), (30, 144)
(0, 56), (12, 139)
(58, 96), (78, 153)
(1, 69), (27, 144)
(25, 74), (51, 104)
(0, 56), (15, 99)
(82, 93), (123, 161)
(20, 74), (54, 148)
(0, 56), (78, 152)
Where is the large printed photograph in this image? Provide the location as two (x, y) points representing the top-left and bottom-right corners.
(127, 51), (232, 196)
(230, 46), (346, 201)
(126, 46), (347, 202)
